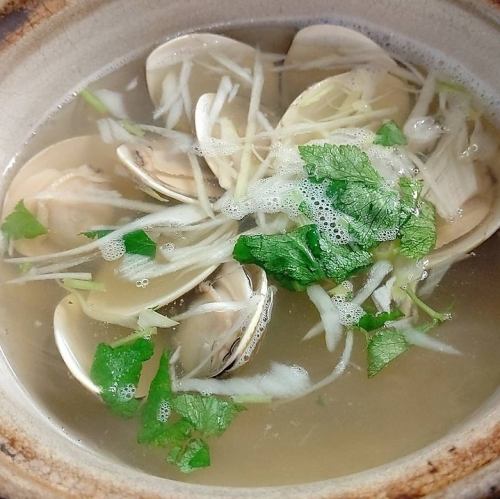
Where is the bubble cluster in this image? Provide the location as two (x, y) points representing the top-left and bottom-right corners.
(157, 399), (171, 423)
(117, 383), (136, 402)
(99, 238), (126, 261)
(136, 278), (150, 288)
(218, 177), (302, 220)
(298, 180), (351, 245)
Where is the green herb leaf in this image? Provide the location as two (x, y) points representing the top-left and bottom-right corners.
(318, 237), (373, 282)
(358, 309), (403, 332)
(82, 229), (157, 258)
(399, 200), (436, 259)
(172, 394), (244, 437)
(299, 144), (382, 185)
(367, 328), (409, 377)
(328, 182), (401, 241)
(1, 200), (48, 240)
(373, 120), (408, 146)
(233, 225), (326, 291)
(167, 438), (210, 473)
(123, 230), (157, 258)
(90, 338), (154, 418)
(398, 177), (423, 225)
(138, 351), (175, 445)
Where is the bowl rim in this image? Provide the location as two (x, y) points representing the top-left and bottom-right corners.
(0, 0), (499, 497)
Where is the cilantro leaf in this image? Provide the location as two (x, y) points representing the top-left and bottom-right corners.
(1, 200), (48, 240)
(167, 438), (210, 473)
(90, 338), (154, 418)
(233, 225), (326, 291)
(329, 182), (401, 242)
(318, 237), (373, 282)
(123, 230), (157, 258)
(138, 351), (175, 445)
(399, 200), (436, 259)
(172, 394), (244, 437)
(82, 229), (157, 258)
(299, 144), (382, 185)
(398, 177), (423, 225)
(367, 328), (409, 377)
(358, 310), (403, 332)
(373, 120), (407, 146)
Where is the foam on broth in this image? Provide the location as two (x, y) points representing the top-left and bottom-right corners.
(0, 23), (499, 487)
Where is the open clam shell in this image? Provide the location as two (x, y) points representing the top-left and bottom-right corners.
(54, 294), (168, 397)
(117, 138), (223, 203)
(1, 135), (143, 257)
(195, 93), (274, 189)
(174, 262), (270, 378)
(276, 70), (410, 146)
(282, 24), (396, 106)
(146, 33), (280, 132)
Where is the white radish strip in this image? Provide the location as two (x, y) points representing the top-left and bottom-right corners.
(187, 153), (214, 218)
(372, 276), (396, 313)
(166, 98), (184, 129)
(353, 260), (393, 306)
(154, 71), (179, 120)
(386, 317), (415, 329)
(111, 327), (158, 348)
(207, 76), (234, 132)
(156, 216), (227, 233)
(260, 107), (398, 141)
(126, 77), (138, 91)
(211, 54), (253, 85)
(282, 330), (354, 403)
(171, 300), (252, 321)
(402, 328), (461, 355)
(256, 111), (275, 133)
(5, 205), (207, 264)
(165, 224), (234, 261)
(179, 60), (193, 124)
(174, 363), (311, 399)
(227, 83), (240, 103)
(137, 309), (178, 329)
(33, 193), (164, 214)
(31, 255), (96, 275)
(234, 52), (264, 199)
(119, 239), (235, 281)
(307, 285), (342, 352)
(406, 71), (436, 123)
(139, 124), (194, 150)
(93, 89), (129, 119)
(302, 321), (324, 341)
(7, 272), (92, 284)
(97, 118), (140, 144)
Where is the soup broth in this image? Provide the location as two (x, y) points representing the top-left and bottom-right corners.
(0, 24), (499, 487)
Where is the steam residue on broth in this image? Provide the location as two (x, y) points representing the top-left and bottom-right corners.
(0, 23), (499, 485)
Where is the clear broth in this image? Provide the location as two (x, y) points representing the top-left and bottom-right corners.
(0, 24), (499, 487)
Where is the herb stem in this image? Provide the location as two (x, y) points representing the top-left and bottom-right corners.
(403, 287), (451, 322)
(80, 88), (109, 114)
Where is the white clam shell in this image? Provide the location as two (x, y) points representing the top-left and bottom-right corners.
(2, 135), (140, 257)
(146, 33), (280, 132)
(282, 24), (396, 106)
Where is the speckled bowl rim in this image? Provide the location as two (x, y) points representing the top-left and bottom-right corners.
(0, 1), (498, 497)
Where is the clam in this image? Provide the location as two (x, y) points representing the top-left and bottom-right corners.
(195, 93), (274, 189)
(276, 69), (410, 146)
(282, 24), (396, 106)
(429, 186), (499, 267)
(117, 136), (223, 203)
(54, 294), (168, 397)
(174, 262), (270, 378)
(67, 219), (238, 328)
(146, 33), (280, 132)
(1, 135), (144, 257)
